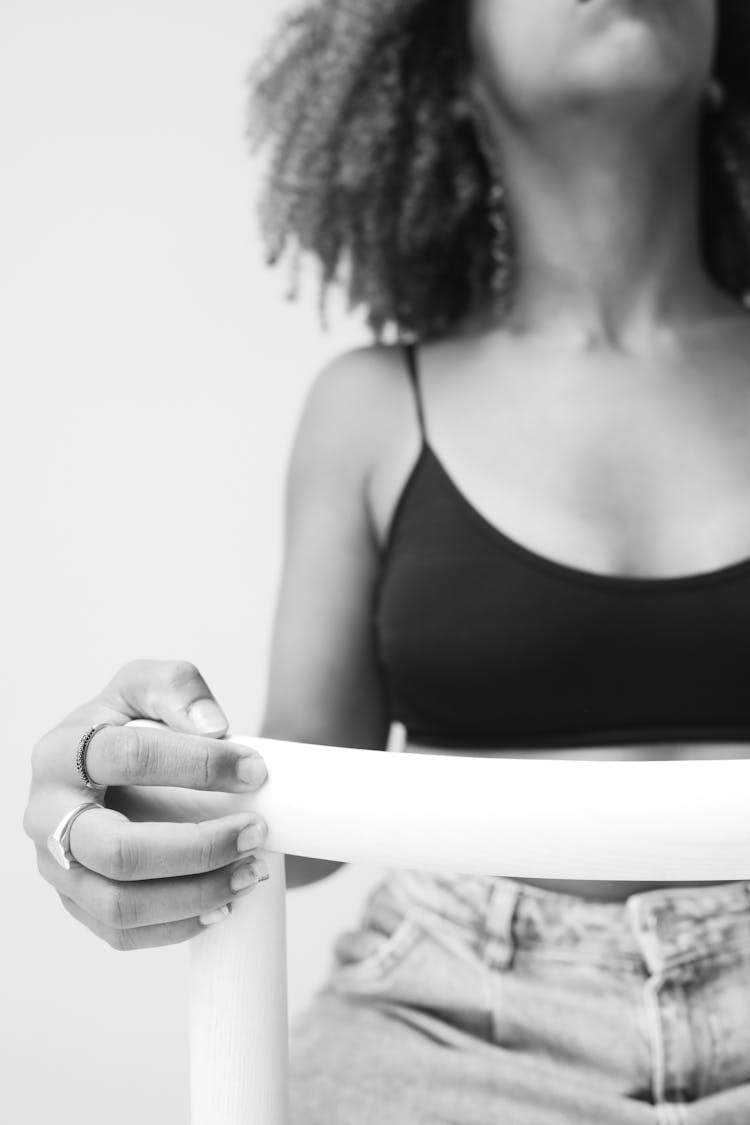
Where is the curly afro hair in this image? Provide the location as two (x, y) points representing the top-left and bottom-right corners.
(246, 0), (750, 343)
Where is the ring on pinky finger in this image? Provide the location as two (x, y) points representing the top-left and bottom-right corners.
(59, 893), (207, 951)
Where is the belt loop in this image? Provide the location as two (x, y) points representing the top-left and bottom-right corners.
(625, 893), (669, 976)
(482, 879), (520, 971)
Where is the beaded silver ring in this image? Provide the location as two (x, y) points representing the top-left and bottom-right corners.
(75, 722), (111, 789)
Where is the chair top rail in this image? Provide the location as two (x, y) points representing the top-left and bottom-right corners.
(128, 721), (750, 880)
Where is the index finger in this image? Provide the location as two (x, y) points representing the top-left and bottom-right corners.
(39, 721), (267, 793)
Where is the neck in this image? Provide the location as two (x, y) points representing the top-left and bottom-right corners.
(485, 107), (734, 354)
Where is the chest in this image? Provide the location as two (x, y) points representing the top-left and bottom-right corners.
(373, 445), (750, 748)
(373, 344), (750, 579)
(371, 334), (750, 750)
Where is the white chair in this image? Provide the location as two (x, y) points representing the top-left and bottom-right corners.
(128, 722), (750, 1125)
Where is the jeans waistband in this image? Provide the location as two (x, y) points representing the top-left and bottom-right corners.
(382, 869), (750, 976)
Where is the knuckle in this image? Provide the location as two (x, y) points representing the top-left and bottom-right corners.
(104, 832), (141, 880)
(163, 660), (201, 690)
(107, 725), (138, 777)
(108, 659), (146, 700)
(113, 727), (157, 783)
(180, 744), (217, 791)
(99, 883), (132, 930)
(195, 826), (221, 872)
(114, 658), (151, 683)
(197, 744), (215, 789)
(131, 736), (160, 781)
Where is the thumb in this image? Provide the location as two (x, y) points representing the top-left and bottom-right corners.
(104, 658), (230, 736)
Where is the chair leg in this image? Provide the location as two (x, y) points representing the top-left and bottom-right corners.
(190, 849), (289, 1125)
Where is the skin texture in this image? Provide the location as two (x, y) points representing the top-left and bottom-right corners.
(23, 0), (750, 959)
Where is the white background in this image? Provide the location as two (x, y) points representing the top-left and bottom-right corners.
(1, 3), (385, 1120)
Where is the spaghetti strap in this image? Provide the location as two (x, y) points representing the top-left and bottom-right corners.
(402, 342), (428, 444)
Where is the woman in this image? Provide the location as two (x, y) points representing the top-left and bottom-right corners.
(23, 0), (750, 1120)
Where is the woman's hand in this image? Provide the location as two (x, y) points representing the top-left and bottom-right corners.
(23, 659), (269, 951)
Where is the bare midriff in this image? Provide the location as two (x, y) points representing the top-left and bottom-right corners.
(405, 740), (750, 902)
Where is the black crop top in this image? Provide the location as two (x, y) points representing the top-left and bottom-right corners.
(373, 343), (750, 749)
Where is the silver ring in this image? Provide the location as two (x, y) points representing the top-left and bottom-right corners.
(47, 801), (104, 871)
(75, 723), (111, 790)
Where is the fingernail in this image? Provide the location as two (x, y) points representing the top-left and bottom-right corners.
(200, 905), (231, 926)
(189, 699), (228, 734)
(237, 821), (267, 853)
(236, 755), (267, 788)
(230, 857), (269, 894)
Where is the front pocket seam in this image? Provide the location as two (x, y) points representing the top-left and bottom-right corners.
(334, 913), (424, 983)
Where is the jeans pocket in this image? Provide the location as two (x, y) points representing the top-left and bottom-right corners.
(331, 886), (425, 987)
(328, 882), (494, 1045)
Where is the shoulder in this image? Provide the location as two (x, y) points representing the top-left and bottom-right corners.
(299, 341), (411, 428)
(289, 342), (414, 481)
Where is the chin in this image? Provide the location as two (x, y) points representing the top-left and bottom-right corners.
(562, 49), (705, 117)
(565, 4), (711, 107)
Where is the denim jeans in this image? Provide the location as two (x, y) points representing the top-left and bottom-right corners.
(289, 869), (750, 1124)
